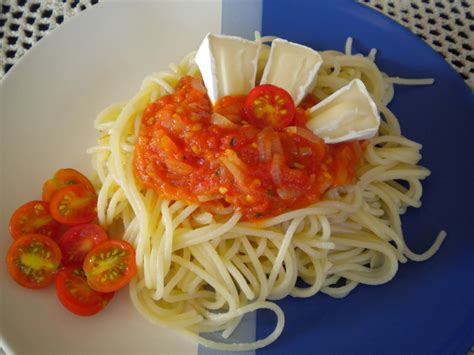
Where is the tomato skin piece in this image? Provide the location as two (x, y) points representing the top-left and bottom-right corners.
(42, 168), (95, 202)
(243, 84), (296, 130)
(9, 201), (61, 241)
(55, 266), (114, 316)
(49, 184), (97, 225)
(6, 234), (62, 289)
(83, 240), (137, 293)
(58, 224), (109, 267)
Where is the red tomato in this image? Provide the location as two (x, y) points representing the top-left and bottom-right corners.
(58, 224), (109, 266)
(42, 168), (95, 202)
(49, 184), (97, 225)
(83, 240), (137, 293)
(55, 266), (114, 316)
(9, 201), (61, 240)
(6, 234), (62, 289)
(243, 84), (296, 130)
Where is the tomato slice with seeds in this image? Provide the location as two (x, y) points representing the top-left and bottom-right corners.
(243, 84), (296, 130)
(6, 234), (62, 289)
(55, 266), (114, 316)
(42, 168), (95, 202)
(83, 240), (137, 293)
(9, 201), (61, 240)
(49, 184), (97, 225)
(58, 224), (109, 266)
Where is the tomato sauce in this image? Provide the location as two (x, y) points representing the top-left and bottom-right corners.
(134, 76), (366, 220)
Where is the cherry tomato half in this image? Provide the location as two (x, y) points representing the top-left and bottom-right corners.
(42, 168), (95, 202)
(243, 84), (296, 130)
(55, 266), (114, 316)
(6, 234), (62, 289)
(49, 184), (97, 225)
(58, 224), (109, 267)
(9, 201), (61, 240)
(83, 240), (137, 293)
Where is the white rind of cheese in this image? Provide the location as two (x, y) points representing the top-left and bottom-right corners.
(306, 79), (380, 143)
(260, 38), (323, 105)
(194, 33), (261, 104)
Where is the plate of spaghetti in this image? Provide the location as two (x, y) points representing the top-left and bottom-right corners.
(1, 0), (473, 354)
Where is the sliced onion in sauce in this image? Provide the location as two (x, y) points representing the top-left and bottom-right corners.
(220, 155), (253, 194)
(270, 132), (283, 155)
(271, 154), (283, 185)
(188, 101), (209, 112)
(197, 194), (221, 202)
(191, 77), (207, 94)
(165, 159), (193, 175)
(220, 157), (246, 186)
(285, 126), (324, 145)
(225, 149), (247, 169)
(211, 112), (239, 129)
(257, 128), (272, 162)
(277, 187), (302, 200)
(216, 100), (245, 124)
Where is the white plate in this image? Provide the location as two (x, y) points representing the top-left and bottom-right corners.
(0, 1), (228, 354)
(5, 1), (471, 354)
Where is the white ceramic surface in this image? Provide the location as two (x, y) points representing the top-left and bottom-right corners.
(0, 1), (222, 354)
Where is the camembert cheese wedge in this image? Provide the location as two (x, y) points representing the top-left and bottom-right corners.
(260, 39), (323, 105)
(194, 33), (260, 104)
(306, 79), (380, 143)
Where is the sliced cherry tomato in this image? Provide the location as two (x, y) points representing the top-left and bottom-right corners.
(83, 240), (137, 293)
(243, 84), (296, 130)
(55, 266), (114, 316)
(9, 201), (61, 240)
(42, 168), (95, 202)
(49, 184), (97, 225)
(6, 234), (62, 289)
(58, 224), (109, 266)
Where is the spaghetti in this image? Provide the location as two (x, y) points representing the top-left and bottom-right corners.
(88, 34), (445, 351)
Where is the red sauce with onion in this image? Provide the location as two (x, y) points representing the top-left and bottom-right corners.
(134, 76), (366, 220)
